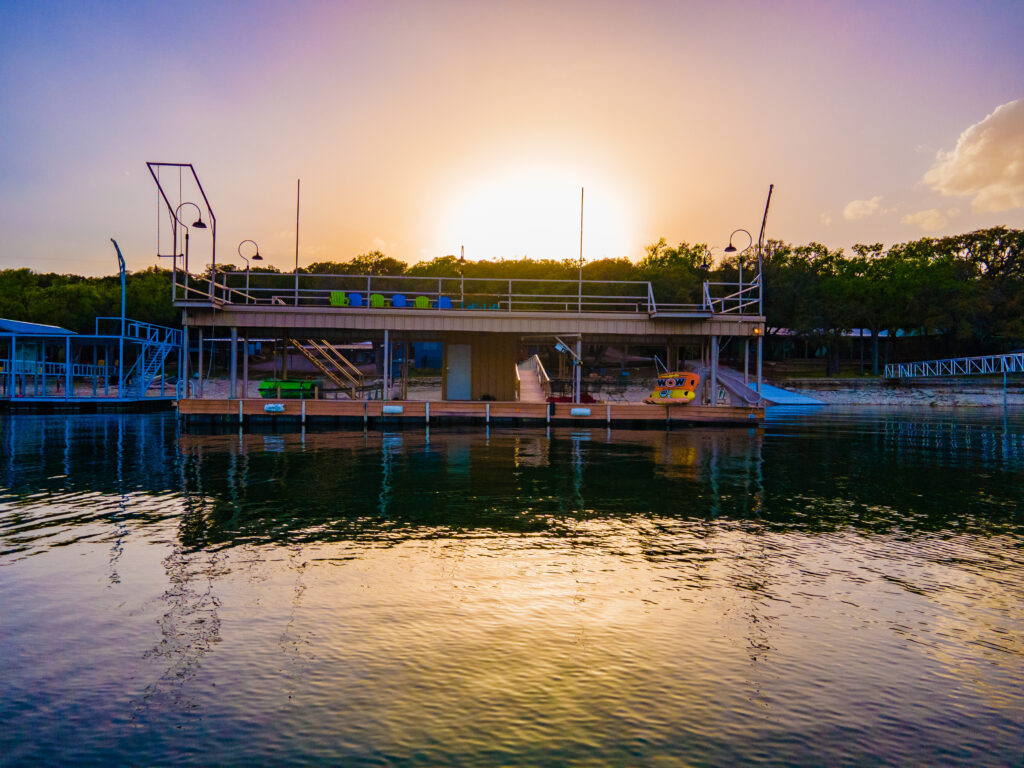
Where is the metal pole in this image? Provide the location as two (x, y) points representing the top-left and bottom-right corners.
(578, 186), (584, 313)
(182, 324), (189, 399)
(112, 239), (127, 398)
(575, 338), (582, 403)
(242, 332), (249, 400)
(744, 338), (749, 384)
(184, 231), (189, 296)
(383, 329), (390, 401)
(197, 328), (204, 399)
(294, 179), (301, 306)
(64, 337), (71, 403)
(757, 335), (763, 395)
(756, 184), (774, 317)
(710, 336), (718, 406)
(230, 327), (238, 399)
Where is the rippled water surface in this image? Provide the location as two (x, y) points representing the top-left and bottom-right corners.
(1, 408), (1022, 766)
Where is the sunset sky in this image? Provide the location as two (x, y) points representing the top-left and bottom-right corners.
(1, 0), (1023, 276)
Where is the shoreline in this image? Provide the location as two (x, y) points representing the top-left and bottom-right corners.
(781, 377), (1024, 407)
(188, 376), (1024, 408)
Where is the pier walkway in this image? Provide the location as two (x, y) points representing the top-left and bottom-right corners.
(885, 352), (1024, 379)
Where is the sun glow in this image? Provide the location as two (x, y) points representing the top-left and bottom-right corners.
(437, 167), (636, 263)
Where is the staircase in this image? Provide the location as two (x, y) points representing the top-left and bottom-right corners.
(516, 359), (547, 403)
(122, 334), (180, 397)
(288, 339), (365, 398)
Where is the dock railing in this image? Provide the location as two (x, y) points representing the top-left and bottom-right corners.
(885, 352), (1024, 379)
(174, 270), (763, 318)
(522, 354), (552, 399)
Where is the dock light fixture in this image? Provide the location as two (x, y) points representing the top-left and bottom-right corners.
(175, 201), (207, 230)
(724, 228), (753, 305)
(238, 240), (262, 303)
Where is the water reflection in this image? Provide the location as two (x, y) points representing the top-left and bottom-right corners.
(172, 426), (767, 549)
(1, 410), (1024, 765)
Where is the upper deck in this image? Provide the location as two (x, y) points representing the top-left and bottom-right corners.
(175, 271), (764, 340)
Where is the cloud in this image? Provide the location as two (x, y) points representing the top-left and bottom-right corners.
(901, 208), (948, 231)
(843, 196), (883, 221)
(820, 213), (832, 226)
(371, 237), (398, 253)
(922, 98), (1024, 212)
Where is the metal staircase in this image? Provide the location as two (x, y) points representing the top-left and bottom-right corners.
(288, 339), (365, 398)
(113, 320), (183, 397)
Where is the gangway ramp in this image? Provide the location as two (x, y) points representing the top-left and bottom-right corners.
(516, 360), (546, 403)
(886, 352), (1024, 379)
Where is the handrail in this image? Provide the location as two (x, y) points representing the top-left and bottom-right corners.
(94, 317), (183, 345)
(172, 270), (765, 318)
(885, 352), (1024, 379)
(524, 353), (551, 398)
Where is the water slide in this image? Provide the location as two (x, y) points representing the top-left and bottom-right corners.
(692, 365), (825, 406)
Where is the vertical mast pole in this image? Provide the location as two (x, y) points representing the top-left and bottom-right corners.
(294, 179), (301, 306)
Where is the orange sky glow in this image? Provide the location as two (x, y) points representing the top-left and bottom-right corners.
(1, 0), (1023, 275)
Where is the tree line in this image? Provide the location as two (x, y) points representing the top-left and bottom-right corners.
(2, 226), (1021, 374)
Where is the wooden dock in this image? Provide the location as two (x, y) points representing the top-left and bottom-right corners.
(177, 398), (763, 428)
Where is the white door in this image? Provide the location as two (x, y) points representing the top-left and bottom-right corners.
(446, 344), (472, 400)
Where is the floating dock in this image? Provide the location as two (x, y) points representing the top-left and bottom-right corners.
(178, 398), (763, 428)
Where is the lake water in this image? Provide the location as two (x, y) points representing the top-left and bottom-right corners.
(1, 408), (1022, 766)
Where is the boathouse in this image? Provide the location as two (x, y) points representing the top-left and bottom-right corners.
(152, 163), (767, 427)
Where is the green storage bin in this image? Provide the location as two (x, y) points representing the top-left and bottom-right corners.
(258, 379), (324, 399)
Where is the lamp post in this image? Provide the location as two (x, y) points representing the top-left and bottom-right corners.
(237, 239), (262, 303)
(724, 228), (752, 311)
(174, 202), (207, 298)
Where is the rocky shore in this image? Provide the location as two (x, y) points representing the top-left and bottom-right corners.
(781, 377), (1024, 407)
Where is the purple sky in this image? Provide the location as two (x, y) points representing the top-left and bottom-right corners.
(1, 0), (1023, 275)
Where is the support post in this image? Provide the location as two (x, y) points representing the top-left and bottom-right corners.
(64, 337), (71, 403)
(197, 328), (204, 399)
(756, 335), (763, 395)
(230, 327), (238, 399)
(710, 335), (718, 406)
(242, 333), (249, 400)
(744, 338), (750, 385)
(182, 325), (190, 399)
(383, 329), (390, 401)
(575, 338), (582, 404)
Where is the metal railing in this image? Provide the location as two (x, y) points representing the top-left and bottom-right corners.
(94, 318), (183, 347)
(886, 352), (1024, 379)
(522, 354), (552, 399)
(704, 275), (762, 314)
(174, 269), (764, 318)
